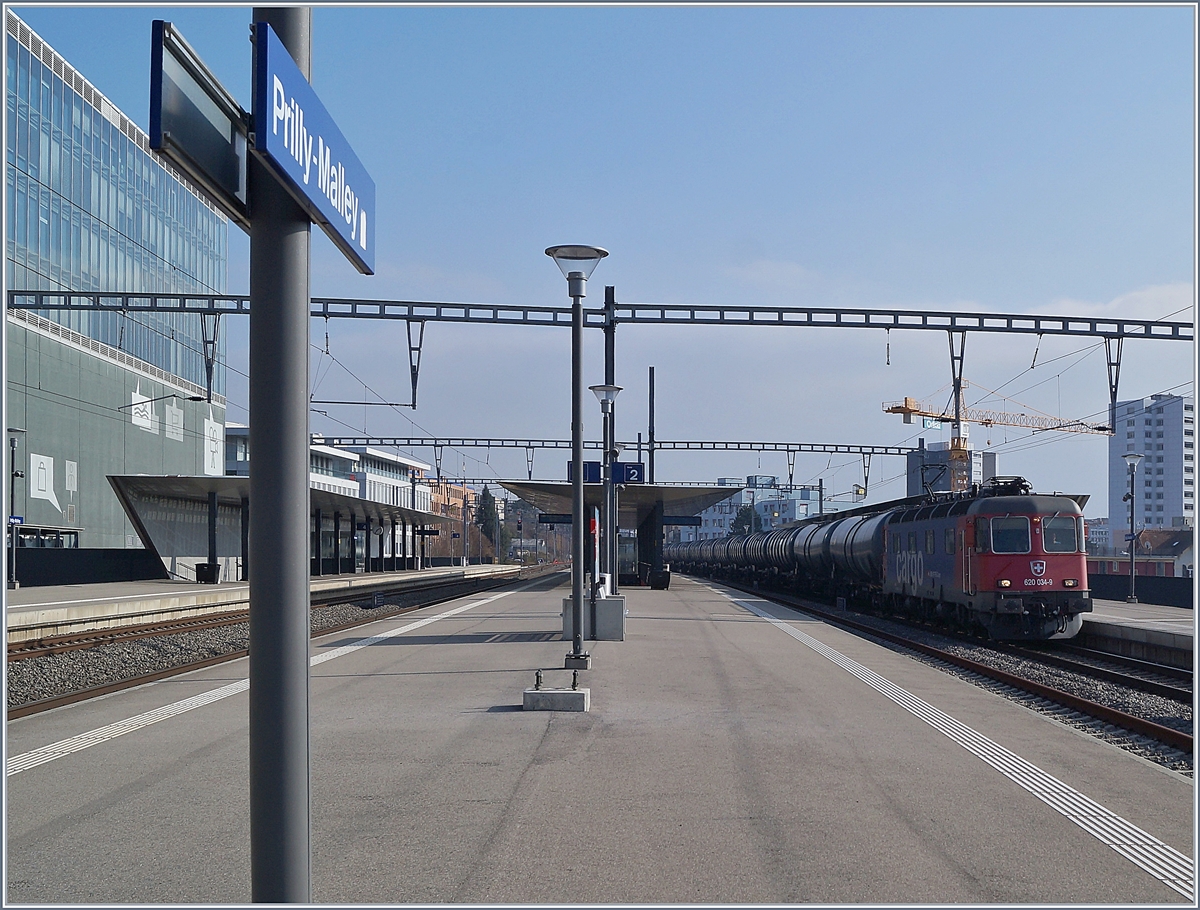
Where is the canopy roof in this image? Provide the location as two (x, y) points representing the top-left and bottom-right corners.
(497, 481), (737, 527)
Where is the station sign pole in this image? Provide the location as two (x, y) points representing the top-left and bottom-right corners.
(248, 7), (312, 902)
(151, 8), (373, 899)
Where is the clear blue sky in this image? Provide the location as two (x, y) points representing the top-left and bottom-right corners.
(14, 4), (1196, 517)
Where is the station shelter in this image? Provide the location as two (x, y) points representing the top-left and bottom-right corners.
(498, 481), (736, 588)
(109, 474), (453, 585)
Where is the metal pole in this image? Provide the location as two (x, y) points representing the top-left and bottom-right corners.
(568, 277), (589, 666)
(604, 286), (617, 594)
(8, 435), (18, 589)
(1128, 465), (1138, 603)
(648, 365), (655, 484)
(591, 504), (600, 635)
(599, 400), (611, 582)
(248, 6), (312, 903)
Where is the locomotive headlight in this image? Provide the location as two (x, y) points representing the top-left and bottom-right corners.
(997, 579), (1012, 588)
(1063, 578), (1078, 588)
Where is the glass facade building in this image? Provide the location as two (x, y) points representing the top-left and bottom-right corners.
(6, 10), (227, 393)
(5, 12), (230, 556)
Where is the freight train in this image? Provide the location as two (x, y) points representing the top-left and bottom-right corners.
(665, 477), (1092, 640)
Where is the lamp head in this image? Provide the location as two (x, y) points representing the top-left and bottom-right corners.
(1123, 452), (1145, 473)
(588, 384), (623, 406)
(545, 245), (608, 282)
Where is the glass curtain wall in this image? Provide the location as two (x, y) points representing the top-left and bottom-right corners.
(5, 14), (228, 394)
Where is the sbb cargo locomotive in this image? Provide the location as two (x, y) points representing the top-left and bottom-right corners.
(665, 477), (1092, 640)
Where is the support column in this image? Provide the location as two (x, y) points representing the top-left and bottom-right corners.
(362, 516), (372, 573)
(206, 490), (219, 581)
(241, 498), (250, 582)
(1105, 336), (1124, 433)
(636, 501), (666, 588)
(312, 508), (322, 577)
(333, 512), (341, 575)
(247, 6), (312, 902)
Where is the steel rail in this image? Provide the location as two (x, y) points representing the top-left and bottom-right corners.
(8, 291), (1191, 341)
(998, 643), (1192, 704)
(1052, 643), (1193, 682)
(7, 611), (251, 661)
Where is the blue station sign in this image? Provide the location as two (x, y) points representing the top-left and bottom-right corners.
(253, 22), (376, 274)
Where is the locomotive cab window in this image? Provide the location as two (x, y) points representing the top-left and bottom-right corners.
(944, 528), (955, 554)
(990, 517), (1031, 554)
(975, 518), (990, 552)
(1042, 516), (1078, 553)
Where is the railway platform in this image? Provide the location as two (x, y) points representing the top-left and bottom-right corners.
(4, 563), (520, 645)
(5, 573), (1193, 903)
(1083, 598), (1194, 670)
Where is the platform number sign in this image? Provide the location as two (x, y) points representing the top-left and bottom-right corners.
(614, 462), (645, 484)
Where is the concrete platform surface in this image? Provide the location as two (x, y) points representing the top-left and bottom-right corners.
(5, 563), (518, 643)
(1087, 597), (1194, 637)
(5, 573), (1193, 904)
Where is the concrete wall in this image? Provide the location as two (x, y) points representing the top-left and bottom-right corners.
(1088, 574), (1193, 609)
(7, 319), (225, 547)
(12, 547), (169, 587)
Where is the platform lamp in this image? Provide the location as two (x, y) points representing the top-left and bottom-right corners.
(1122, 452), (1145, 603)
(7, 427), (25, 590)
(546, 244), (608, 670)
(589, 384), (622, 598)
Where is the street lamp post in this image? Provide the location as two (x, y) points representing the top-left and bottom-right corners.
(546, 244), (608, 669)
(116, 393), (204, 411)
(1122, 452), (1144, 603)
(589, 384), (622, 600)
(8, 428), (26, 590)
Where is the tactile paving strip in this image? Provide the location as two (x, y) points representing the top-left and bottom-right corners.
(728, 592), (1195, 901)
(7, 586), (526, 776)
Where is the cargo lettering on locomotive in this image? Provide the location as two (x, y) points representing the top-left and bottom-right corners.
(894, 550), (924, 587)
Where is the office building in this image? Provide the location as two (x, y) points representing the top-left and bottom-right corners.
(6, 12), (228, 560)
(219, 428), (435, 579)
(905, 440), (997, 496)
(1108, 393), (1194, 540)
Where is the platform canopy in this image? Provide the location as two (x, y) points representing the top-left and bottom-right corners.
(497, 481), (737, 527)
(109, 474), (454, 566)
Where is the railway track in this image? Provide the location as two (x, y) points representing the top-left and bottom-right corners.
(7, 568), (562, 720)
(8, 612), (254, 662)
(998, 642), (1191, 704)
(718, 579), (1192, 756)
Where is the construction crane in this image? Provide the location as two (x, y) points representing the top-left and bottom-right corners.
(883, 385), (1109, 492)
(884, 331), (1113, 492)
(882, 394), (1111, 435)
